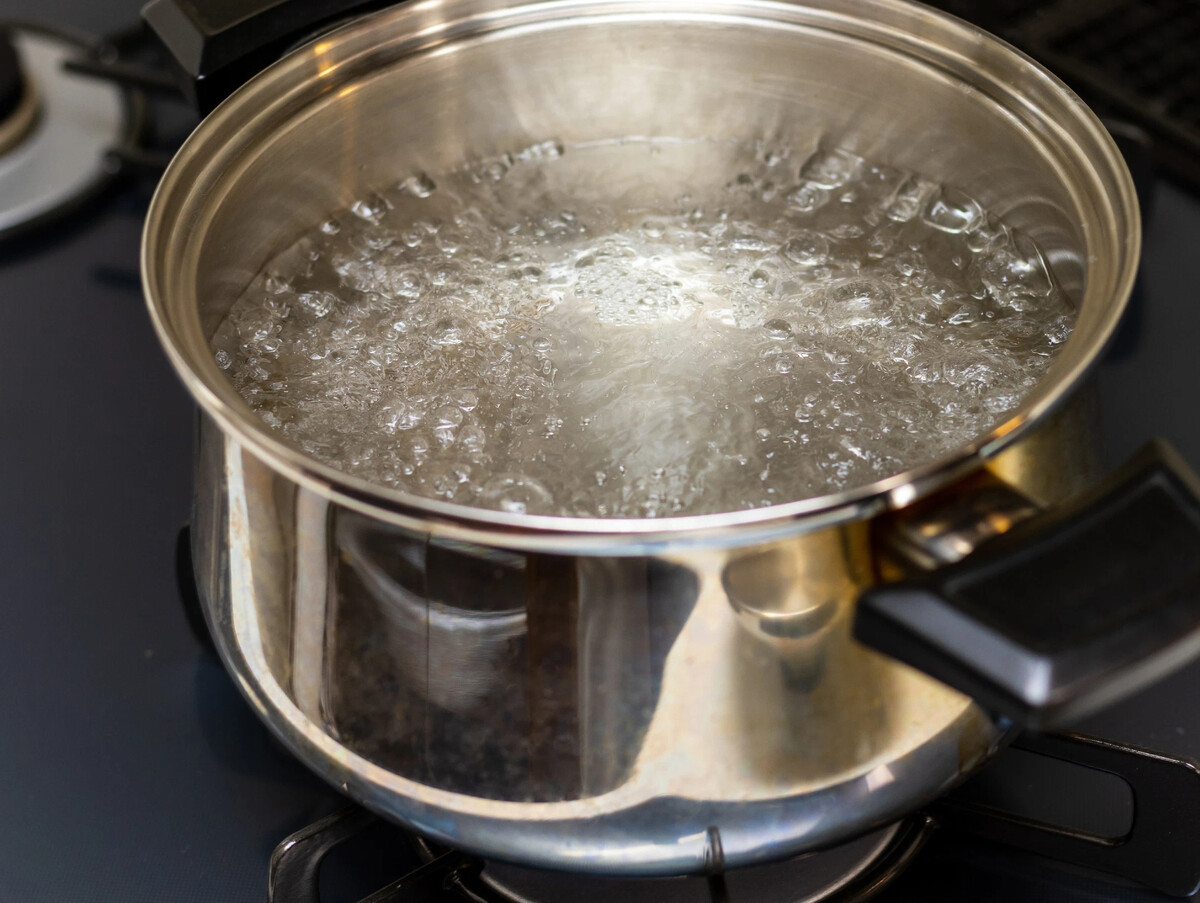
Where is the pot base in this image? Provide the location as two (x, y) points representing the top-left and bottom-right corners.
(465, 817), (932, 903)
(271, 806), (933, 903)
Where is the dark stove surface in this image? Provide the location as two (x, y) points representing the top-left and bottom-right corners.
(2, 1), (1200, 901)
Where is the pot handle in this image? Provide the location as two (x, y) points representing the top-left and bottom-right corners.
(143, 0), (388, 112)
(854, 440), (1200, 729)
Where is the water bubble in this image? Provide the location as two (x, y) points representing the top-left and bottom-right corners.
(430, 264), (459, 286)
(379, 403), (423, 433)
(426, 466), (460, 498)
(436, 232), (461, 255)
(319, 219), (341, 235)
(886, 177), (936, 223)
(355, 231), (395, 252)
(830, 223), (865, 240)
(450, 388), (479, 411)
(298, 291), (337, 318)
(385, 267), (425, 301)
(866, 225), (899, 259)
(400, 172), (437, 198)
(799, 148), (863, 188)
(823, 279), (895, 328)
(265, 273), (292, 294)
(1045, 314), (1072, 345)
(983, 393), (1019, 415)
(263, 296), (290, 319)
(724, 234), (766, 255)
(764, 318), (793, 339)
(785, 183), (829, 214)
(978, 231), (1052, 308)
(480, 473), (553, 514)
(517, 139), (565, 161)
(350, 193), (391, 225)
(481, 158), (510, 182)
(435, 405), (466, 429)
(923, 187), (982, 234)
(457, 422), (487, 454)
(831, 279), (891, 310)
(214, 349), (232, 370)
(782, 231), (829, 266)
(431, 317), (466, 345)
(967, 222), (1000, 254)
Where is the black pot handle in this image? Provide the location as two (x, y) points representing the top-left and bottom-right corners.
(854, 440), (1200, 729)
(143, 0), (390, 112)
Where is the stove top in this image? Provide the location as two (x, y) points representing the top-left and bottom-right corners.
(2, 1), (1200, 900)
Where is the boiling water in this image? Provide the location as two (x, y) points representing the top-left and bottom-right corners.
(215, 139), (1074, 518)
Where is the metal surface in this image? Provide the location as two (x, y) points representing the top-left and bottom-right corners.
(461, 816), (934, 903)
(0, 26), (132, 239)
(470, 816), (935, 903)
(199, 436), (1002, 872)
(138, 0), (1144, 873)
(877, 472), (1042, 572)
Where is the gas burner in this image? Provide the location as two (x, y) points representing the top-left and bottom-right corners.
(0, 29), (38, 156)
(0, 23), (141, 241)
(268, 808), (932, 903)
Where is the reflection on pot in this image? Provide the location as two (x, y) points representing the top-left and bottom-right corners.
(325, 511), (700, 802)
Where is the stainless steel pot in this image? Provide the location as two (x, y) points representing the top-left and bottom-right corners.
(141, 0), (1200, 876)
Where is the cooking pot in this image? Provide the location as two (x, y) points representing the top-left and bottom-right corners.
(141, 0), (1200, 875)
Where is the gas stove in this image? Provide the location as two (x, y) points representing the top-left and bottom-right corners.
(3, 1), (1200, 901)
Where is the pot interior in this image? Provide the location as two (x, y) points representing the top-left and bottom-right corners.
(145, 0), (1138, 532)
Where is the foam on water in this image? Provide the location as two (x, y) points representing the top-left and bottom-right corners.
(215, 138), (1074, 517)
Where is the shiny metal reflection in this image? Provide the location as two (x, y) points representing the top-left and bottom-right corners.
(147, 0), (1138, 875)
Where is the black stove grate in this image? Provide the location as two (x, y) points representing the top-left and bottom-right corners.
(925, 0), (1200, 193)
(266, 808), (934, 903)
(1047, 0), (1200, 126)
(260, 732), (1200, 902)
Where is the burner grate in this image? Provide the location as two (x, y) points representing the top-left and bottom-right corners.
(1047, 0), (1200, 127)
(260, 732), (1200, 902)
(924, 0), (1200, 192)
(267, 810), (932, 903)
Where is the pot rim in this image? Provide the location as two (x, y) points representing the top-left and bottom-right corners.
(142, 0), (1141, 553)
